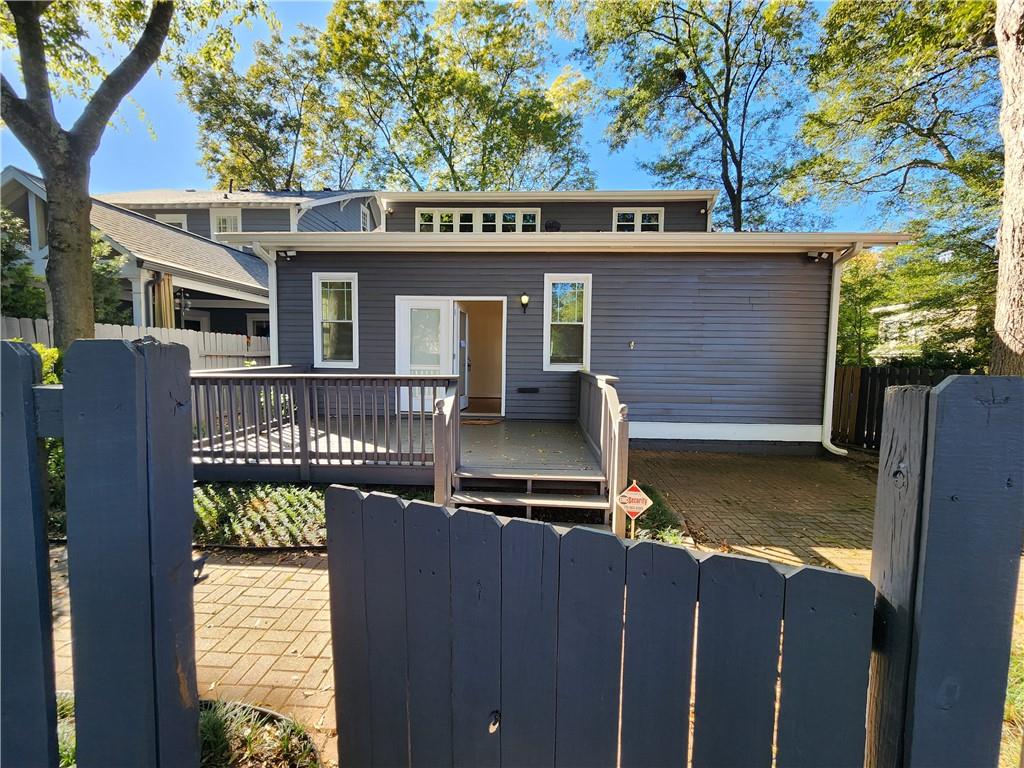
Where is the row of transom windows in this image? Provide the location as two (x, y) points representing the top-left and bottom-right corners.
(415, 207), (666, 233)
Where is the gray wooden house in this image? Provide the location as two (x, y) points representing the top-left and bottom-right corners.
(202, 190), (905, 525)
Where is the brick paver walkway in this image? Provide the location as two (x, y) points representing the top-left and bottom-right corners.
(50, 547), (339, 765)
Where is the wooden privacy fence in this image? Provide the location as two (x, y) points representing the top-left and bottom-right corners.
(831, 365), (977, 449)
(328, 374), (1024, 768)
(1, 315), (270, 369)
(190, 370), (459, 491)
(578, 372), (629, 534)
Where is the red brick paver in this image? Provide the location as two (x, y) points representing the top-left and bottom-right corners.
(50, 547), (339, 766)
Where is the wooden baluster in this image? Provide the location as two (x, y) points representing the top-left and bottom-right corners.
(372, 380), (379, 464)
(407, 380), (414, 465)
(360, 380), (367, 465)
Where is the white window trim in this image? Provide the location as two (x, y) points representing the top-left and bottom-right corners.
(312, 272), (359, 369)
(155, 213), (189, 231)
(360, 203), (371, 232)
(543, 273), (591, 372)
(415, 207), (542, 233)
(210, 207), (243, 235)
(246, 312), (270, 337)
(181, 309), (210, 332)
(612, 206), (665, 232)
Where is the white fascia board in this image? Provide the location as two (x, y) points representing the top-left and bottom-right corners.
(167, 274), (270, 303)
(378, 189), (718, 204)
(630, 422), (823, 442)
(215, 230), (910, 254)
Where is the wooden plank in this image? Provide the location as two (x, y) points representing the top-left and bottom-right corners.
(776, 566), (874, 768)
(1, 342), (58, 768)
(619, 541), (699, 768)
(500, 518), (559, 768)
(450, 509), (502, 768)
(62, 340), (157, 767)
(361, 492), (410, 767)
(902, 376), (1024, 766)
(138, 341), (200, 766)
(404, 500), (453, 767)
(691, 553), (784, 768)
(865, 386), (930, 768)
(554, 527), (627, 768)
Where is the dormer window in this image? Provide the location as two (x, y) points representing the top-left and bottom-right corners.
(416, 208), (540, 233)
(613, 207), (664, 232)
(212, 208), (242, 234)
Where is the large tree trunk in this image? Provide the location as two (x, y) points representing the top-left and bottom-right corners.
(44, 160), (95, 349)
(993, 0), (1024, 375)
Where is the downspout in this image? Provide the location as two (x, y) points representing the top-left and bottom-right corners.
(821, 241), (863, 456)
(251, 242), (279, 365)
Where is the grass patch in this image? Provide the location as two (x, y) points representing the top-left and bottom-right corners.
(56, 696), (319, 768)
(633, 484), (689, 546)
(193, 483), (432, 548)
(1001, 620), (1024, 766)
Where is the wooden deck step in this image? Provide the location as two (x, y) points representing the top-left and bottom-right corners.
(449, 491), (608, 510)
(453, 466), (606, 483)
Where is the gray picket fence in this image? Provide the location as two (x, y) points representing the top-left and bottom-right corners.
(2, 337), (1023, 768)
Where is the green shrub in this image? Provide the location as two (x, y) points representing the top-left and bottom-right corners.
(633, 484), (689, 546)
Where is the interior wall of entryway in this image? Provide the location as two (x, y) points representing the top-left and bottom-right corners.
(460, 300), (503, 400)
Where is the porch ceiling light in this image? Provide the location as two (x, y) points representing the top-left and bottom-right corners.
(520, 293), (530, 313)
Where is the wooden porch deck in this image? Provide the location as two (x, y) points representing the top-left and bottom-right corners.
(193, 418), (600, 473)
(190, 369), (629, 530)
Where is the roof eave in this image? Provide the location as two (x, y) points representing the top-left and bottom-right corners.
(215, 231), (911, 254)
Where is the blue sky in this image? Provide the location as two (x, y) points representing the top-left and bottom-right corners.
(1, 1), (875, 229)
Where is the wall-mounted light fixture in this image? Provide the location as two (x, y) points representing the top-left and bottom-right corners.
(520, 293), (530, 313)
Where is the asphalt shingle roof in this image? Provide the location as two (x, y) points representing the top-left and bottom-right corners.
(89, 200), (268, 293)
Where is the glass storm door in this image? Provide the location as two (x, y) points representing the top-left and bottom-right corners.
(455, 303), (470, 410)
(395, 297), (452, 410)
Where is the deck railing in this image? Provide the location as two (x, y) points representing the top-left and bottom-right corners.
(190, 370), (459, 490)
(578, 372), (629, 534)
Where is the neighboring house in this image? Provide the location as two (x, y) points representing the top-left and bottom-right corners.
(216, 190), (907, 453)
(2, 165), (270, 335)
(94, 186), (381, 237)
(869, 303), (977, 364)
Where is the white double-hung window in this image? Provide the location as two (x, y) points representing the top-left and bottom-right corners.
(313, 272), (359, 368)
(211, 207), (242, 234)
(416, 208), (541, 233)
(543, 273), (591, 371)
(612, 207), (664, 232)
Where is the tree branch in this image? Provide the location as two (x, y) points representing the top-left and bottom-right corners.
(71, 0), (174, 157)
(0, 74), (56, 160)
(5, 1), (57, 122)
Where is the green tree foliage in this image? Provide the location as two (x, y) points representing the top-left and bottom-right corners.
(793, 0), (1001, 367)
(90, 233), (131, 325)
(320, 0), (594, 191)
(179, 29), (362, 191)
(836, 253), (887, 366)
(1, 207), (47, 318)
(573, 0), (818, 230)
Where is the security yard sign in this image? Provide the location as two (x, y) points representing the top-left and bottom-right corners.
(617, 482), (653, 538)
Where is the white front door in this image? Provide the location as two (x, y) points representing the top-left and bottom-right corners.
(455, 303), (469, 410)
(396, 297), (452, 410)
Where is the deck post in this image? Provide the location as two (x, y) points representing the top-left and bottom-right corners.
(866, 377), (1024, 767)
(433, 400), (450, 505)
(611, 404), (629, 538)
(1, 342), (58, 768)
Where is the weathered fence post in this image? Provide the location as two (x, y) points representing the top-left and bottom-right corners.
(63, 339), (199, 768)
(866, 376), (1024, 767)
(1, 341), (58, 767)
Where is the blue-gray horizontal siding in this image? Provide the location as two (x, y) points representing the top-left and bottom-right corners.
(130, 207), (293, 236)
(299, 196), (378, 232)
(277, 252), (830, 424)
(386, 200), (708, 233)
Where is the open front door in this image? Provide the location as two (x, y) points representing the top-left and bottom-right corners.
(455, 302), (469, 411)
(395, 297), (452, 410)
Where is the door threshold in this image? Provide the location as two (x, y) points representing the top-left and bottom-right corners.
(460, 412), (505, 419)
